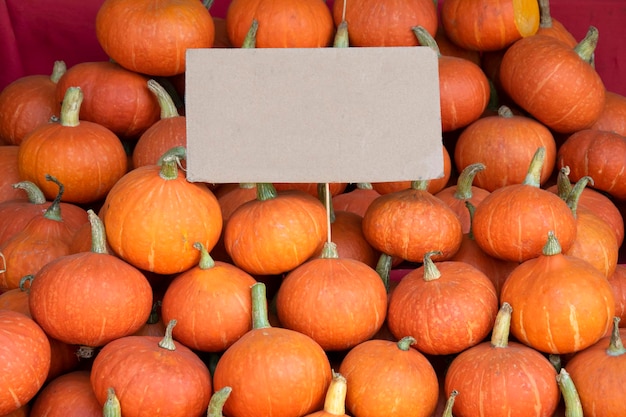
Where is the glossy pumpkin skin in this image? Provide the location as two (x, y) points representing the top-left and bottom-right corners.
(387, 260), (499, 355)
(338, 338), (439, 417)
(0, 310), (51, 415)
(30, 371), (101, 417)
(590, 91), (626, 137)
(499, 34), (606, 133)
(557, 129), (626, 200)
(441, 0), (540, 51)
(227, 0), (333, 48)
(362, 185), (463, 263)
(332, 0), (437, 47)
(454, 107), (556, 192)
(500, 241), (615, 354)
(102, 165), (223, 274)
(90, 333), (212, 417)
(276, 249), (388, 351)
(224, 187), (327, 275)
(96, 0), (215, 76)
(0, 146), (24, 203)
(29, 251), (153, 348)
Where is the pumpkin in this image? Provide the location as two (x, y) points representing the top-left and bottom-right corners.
(224, 183), (327, 275)
(161, 242), (256, 352)
(0, 180), (88, 246)
(213, 282), (332, 417)
(276, 241), (388, 351)
(273, 182), (348, 198)
(590, 91), (626, 136)
(102, 146), (223, 274)
(434, 25), (481, 66)
(0, 146), (24, 203)
(413, 26), (491, 133)
(0, 310), (51, 415)
(331, 0), (437, 47)
(331, 183), (381, 218)
(557, 128), (626, 200)
(565, 317), (626, 417)
(454, 105), (556, 192)
(472, 147), (577, 262)
(17, 87), (128, 204)
(500, 231), (615, 354)
(0, 176), (76, 291)
(55, 61), (160, 139)
(434, 162), (490, 233)
(0, 60), (65, 145)
(387, 251), (498, 355)
(132, 79), (186, 168)
(499, 28), (605, 133)
(444, 302), (560, 417)
(132, 301), (166, 338)
(535, 0), (577, 46)
(29, 210), (153, 353)
(90, 320), (213, 417)
(30, 371), (101, 417)
(226, 0), (333, 48)
(608, 265), (626, 325)
(304, 371), (348, 417)
(338, 336), (439, 417)
(441, 0), (539, 52)
(96, 0), (215, 76)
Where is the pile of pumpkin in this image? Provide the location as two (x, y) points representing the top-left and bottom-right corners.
(1, 0), (626, 416)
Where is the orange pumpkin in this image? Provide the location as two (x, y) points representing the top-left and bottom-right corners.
(608, 265), (626, 325)
(30, 371), (101, 417)
(331, 183), (381, 218)
(0, 145), (24, 203)
(535, 0), (577, 46)
(590, 91), (626, 137)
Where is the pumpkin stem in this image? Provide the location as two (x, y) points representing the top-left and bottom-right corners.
(397, 335), (417, 351)
(103, 387), (122, 417)
(158, 319), (178, 351)
(320, 241), (340, 259)
(251, 282), (272, 329)
(411, 26), (441, 57)
(322, 371), (348, 415)
(565, 176), (594, 218)
(410, 180), (429, 191)
(556, 368), (584, 417)
(497, 105), (515, 118)
(318, 183), (336, 224)
(422, 251), (443, 282)
(242, 19), (259, 49)
(490, 302), (513, 348)
(442, 390), (459, 417)
(157, 146), (186, 180)
(207, 386), (232, 417)
(375, 253), (393, 293)
(147, 79), (179, 119)
(549, 354), (562, 373)
(50, 60), (67, 83)
(256, 183), (278, 201)
(356, 182), (373, 190)
(334, 20), (349, 48)
(146, 300), (162, 325)
(556, 166), (573, 201)
(453, 163), (485, 200)
(522, 147), (546, 188)
(87, 209), (109, 255)
(542, 231), (563, 256)
(43, 175), (64, 222)
(76, 345), (96, 359)
(574, 26), (599, 64)
(59, 86), (83, 127)
(194, 242), (216, 269)
(202, 0), (214, 11)
(606, 317), (625, 356)
(538, 0), (555, 28)
(12, 181), (47, 204)
(465, 201), (477, 240)
(18, 275), (34, 292)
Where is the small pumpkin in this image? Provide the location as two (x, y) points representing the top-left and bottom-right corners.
(29, 371), (101, 417)
(96, 0), (215, 76)
(338, 336), (439, 417)
(213, 282), (332, 417)
(500, 231), (615, 354)
(590, 91), (626, 136)
(331, 183), (381, 218)
(90, 320), (213, 417)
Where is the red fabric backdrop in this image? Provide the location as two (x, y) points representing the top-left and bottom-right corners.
(1, 0), (624, 94)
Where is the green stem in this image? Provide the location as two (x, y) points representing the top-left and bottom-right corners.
(538, 0), (554, 28)
(465, 201), (477, 240)
(207, 387), (232, 417)
(194, 242), (216, 270)
(12, 181), (47, 204)
(320, 241), (339, 259)
(256, 183), (278, 201)
(497, 105), (515, 118)
(43, 175), (64, 222)
(158, 320), (178, 351)
(491, 302), (513, 348)
(397, 336), (416, 351)
(442, 390), (459, 417)
(59, 86), (83, 127)
(356, 182), (373, 190)
(87, 209), (109, 255)
(147, 79), (179, 119)
(202, 0), (214, 11)
(556, 166), (573, 201)
(574, 26), (599, 63)
(453, 163), (485, 200)
(157, 146), (186, 180)
(242, 19), (259, 49)
(606, 317), (625, 356)
(522, 147), (546, 188)
(411, 26), (441, 57)
(565, 176), (594, 219)
(549, 354), (562, 373)
(103, 387), (122, 417)
(334, 20), (349, 48)
(375, 253), (393, 293)
(410, 180), (429, 191)
(542, 231), (562, 256)
(251, 282), (271, 329)
(556, 368), (584, 417)
(422, 251), (443, 282)
(50, 60), (67, 83)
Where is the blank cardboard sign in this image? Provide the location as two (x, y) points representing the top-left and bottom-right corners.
(185, 46), (442, 184)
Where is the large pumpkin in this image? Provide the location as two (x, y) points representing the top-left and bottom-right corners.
(96, 0), (215, 76)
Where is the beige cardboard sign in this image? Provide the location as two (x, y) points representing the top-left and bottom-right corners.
(185, 47), (443, 184)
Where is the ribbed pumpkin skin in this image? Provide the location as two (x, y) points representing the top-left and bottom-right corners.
(500, 251), (615, 354)
(227, 0), (334, 48)
(30, 371), (101, 417)
(499, 34), (605, 133)
(332, 0), (438, 47)
(102, 165), (223, 274)
(96, 0), (215, 76)
(132, 116), (186, 168)
(0, 310), (51, 416)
